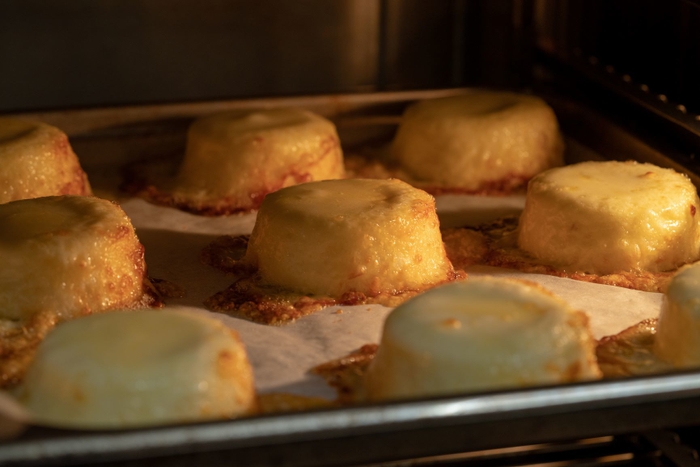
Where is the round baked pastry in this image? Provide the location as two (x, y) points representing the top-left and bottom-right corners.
(363, 278), (601, 400)
(18, 309), (257, 429)
(0, 118), (91, 204)
(390, 91), (563, 191)
(172, 108), (345, 214)
(654, 263), (700, 367)
(243, 178), (456, 298)
(518, 161), (700, 275)
(0, 196), (147, 322)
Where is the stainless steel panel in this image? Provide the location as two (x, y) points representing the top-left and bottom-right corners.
(0, 0), (381, 111)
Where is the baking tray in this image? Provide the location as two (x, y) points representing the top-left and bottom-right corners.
(4, 89), (700, 467)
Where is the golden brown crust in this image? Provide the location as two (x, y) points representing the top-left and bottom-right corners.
(204, 278), (337, 325)
(204, 273), (466, 326)
(0, 311), (58, 388)
(123, 136), (342, 217)
(441, 228), (490, 268)
(442, 218), (675, 293)
(148, 277), (186, 299)
(202, 235), (467, 325)
(58, 166), (92, 196)
(55, 136), (92, 197)
(0, 277), (165, 390)
(311, 344), (378, 404)
(345, 154), (530, 196)
(201, 235), (251, 274)
(595, 319), (672, 378)
(0, 126), (92, 203)
(123, 175), (265, 217)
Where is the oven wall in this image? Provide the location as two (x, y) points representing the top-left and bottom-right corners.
(0, 0), (529, 112)
(536, 0), (700, 115)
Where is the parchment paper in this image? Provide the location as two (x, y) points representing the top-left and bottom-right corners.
(120, 195), (663, 399)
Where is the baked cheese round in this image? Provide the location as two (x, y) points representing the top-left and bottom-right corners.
(363, 278), (600, 400)
(0, 118), (91, 204)
(244, 178), (455, 297)
(655, 263), (700, 367)
(18, 309), (256, 429)
(518, 161), (700, 274)
(391, 92), (563, 190)
(174, 108), (345, 211)
(0, 196), (147, 321)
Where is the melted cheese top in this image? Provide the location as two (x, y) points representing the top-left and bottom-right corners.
(0, 196), (145, 321)
(400, 92), (533, 120)
(246, 179), (454, 297)
(535, 161), (692, 203)
(384, 280), (588, 363)
(177, 108), (344, 199)
(391, 92), (563, 189)
(192, 108), (314, 136)
(0, 196), (109, 244)
(19, 308), (256, 429)
(364, 278), (600, 400)
(261, 177), (422, 220)
(518, 161), (700, 274)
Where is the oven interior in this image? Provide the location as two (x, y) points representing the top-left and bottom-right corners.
(4, 1), (700, 466)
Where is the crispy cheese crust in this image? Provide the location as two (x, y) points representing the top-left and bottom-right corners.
(245, 179), (456, 297)
(127, 108), (345, 216)
(442, 218), (675, 293)
(0, 118), (91, 204)
(595, 319), (668, 378)
(390, 92), (564, 191)
(344, 154), (532, 196)
(202, 234), (465, 325)
(0, 196), (157, 387)
(518, 161), (700, 275)
(598, 262), (700, 378)
(203, 179), (464, 324)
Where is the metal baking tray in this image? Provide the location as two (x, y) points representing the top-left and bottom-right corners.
(3, 89), (700, 467)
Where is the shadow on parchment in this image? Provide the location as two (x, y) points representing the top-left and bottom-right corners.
(135, 228), (237, 308)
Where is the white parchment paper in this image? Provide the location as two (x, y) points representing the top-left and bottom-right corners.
(119, 195), (663, 399)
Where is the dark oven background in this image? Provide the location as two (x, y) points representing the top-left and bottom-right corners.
(1, 0), (530, 112)
(5, 0), (700, 154)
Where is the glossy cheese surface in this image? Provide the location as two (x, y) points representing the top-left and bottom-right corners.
(518, 161), (700, 274)
(391, 92), (563, 189)
(19, 309), (256, 428)
(0, 196), (146, 321)
(0, 118), (91, 203)
(175, 108), (344, 205)
(655, 263), (700, 367)
(244, 178), (454, 297)
(364, 278), (600, 400)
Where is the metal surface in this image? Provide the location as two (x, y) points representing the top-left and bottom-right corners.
(535, 0), (700, 146)
(541, 50), (700, 151)
(0, 0), (382, 111)
(4, 372), (700, 466)
(644, 431), (700, 467)
(0, 0), (535, 113)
